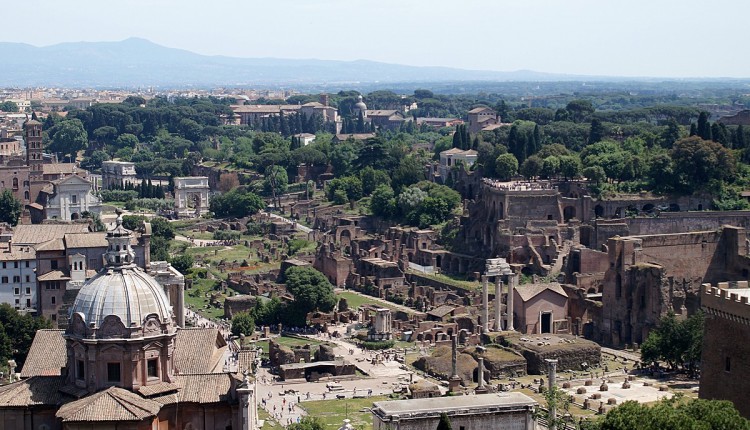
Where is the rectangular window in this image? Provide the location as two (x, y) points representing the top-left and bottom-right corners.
(13, 262), (18, 268)
(51, 261), (58, 270)
(25, 276), (29, 283)
(25, 261), (29, 268)
(726, 357), (731, 372)
(76, 360), (85, 381)
(25, 287), (30, 295)
(107, 363), (121, 383)
(51, 296), (56, 305)
(2, 276), (8, 284)
(51, 314), (56, 321)
(14, 288), (19, 295)
(26, 299), (30, 308)
(71, 194), (77, 204)
(147, 358), (159, 378)
(13, 276), (20, 283)
(1, 262), (5, 269)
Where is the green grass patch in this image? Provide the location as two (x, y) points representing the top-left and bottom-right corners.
(406, 271), (479, 291)
(299, 395), (390, 429)
(185, 278), (225, 320)
(335, 291), (401, 312)
(255, 336), (327, 356)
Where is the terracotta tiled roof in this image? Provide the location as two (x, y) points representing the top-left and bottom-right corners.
(515, 282), (568, 302)
(12, 224), (89, 245)
(0, 244), (35, 261)
(56, 386), (161, 422)
(36, 270), (70, 282)
(64, 232), (108, 249)
(20, 329), (66, 377)
(468, 106), (494, 114)
(174, 328), (227, 375)
(35, 238), (66, 251)
(236, 350), (256, 376)
(42, 163), (80, 176)
(0, 376), (67, 407)
(136, 381), (179, 397)
(153, 374), (235, 405)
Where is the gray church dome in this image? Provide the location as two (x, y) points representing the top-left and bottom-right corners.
(354, 94), (367, 112)
(69, 214), (173, 330)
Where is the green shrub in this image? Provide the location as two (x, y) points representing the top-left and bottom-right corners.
(360, 340), (395, 350)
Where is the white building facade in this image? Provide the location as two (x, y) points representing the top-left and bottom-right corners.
(45, 175), (102, 221)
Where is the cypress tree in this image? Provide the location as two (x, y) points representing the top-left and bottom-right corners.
(697, 111), (711, 140)
(689, 123), (697, 136)
(140, 178), (147, 198)
(736, 125), (746, 149)
(463, 125), (471, 150)
(357, 111), (365, 133)
(147, 178), (154, 199)
(532, 124), (541, 154)
(452, 129), (461, 149)
(436, 412), (452, 430)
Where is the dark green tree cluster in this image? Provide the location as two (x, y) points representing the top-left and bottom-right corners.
(452, 124), (472, 150)
(209, 187), (265, 218)
(371, 181), (461, 228)
(0, 190), (22, 226)
(325, 176), (363, 205)
(0, 304), (52, 368)
(230, 312), (255, 337)
(122, 215), (174, 261)
(641, 312), (703, 374)
(584, 396), (750, 430)
(244, 267), (336, 328)
(0, 101), (19, 112)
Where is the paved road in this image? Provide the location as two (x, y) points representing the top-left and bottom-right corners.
(255, 326), (431, 428)
(261, 211), (313, 234)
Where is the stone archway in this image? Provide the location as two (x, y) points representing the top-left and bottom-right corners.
(594, 205), (604, 218)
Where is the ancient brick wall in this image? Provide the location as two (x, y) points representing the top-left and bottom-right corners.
(699, 284), (750, 419)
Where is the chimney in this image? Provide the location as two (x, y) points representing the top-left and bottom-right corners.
(7, 239), (11, 253)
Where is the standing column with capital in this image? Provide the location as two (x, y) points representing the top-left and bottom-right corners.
(507, 273), (517, 331)
(494, 277), (503, 331)
(481, 275), (489, 333)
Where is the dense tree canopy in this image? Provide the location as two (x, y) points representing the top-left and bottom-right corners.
(0, 304), (52, 368)
(283, 266), (336, 325)
(0, 190), (22, 226)
(585, 397), (750, 430)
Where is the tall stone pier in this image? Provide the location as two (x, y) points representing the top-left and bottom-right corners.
(481, 275), (489, 333)
(494, 277), (503, 331)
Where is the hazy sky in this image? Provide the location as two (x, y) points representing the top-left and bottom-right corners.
(8, 0), (749, 78)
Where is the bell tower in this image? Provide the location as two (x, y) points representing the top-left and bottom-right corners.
(24, 117), (43, 180)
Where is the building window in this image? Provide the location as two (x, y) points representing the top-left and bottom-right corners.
(51, 296), (55, 305)
(25, 287), (30, 295)
(76, 360), (85, 381)
(51, 261), (58, 270)
(2, 262), (5, 269)
(26, 299), (30, 308)
(25, 261), (29, 268)
(14, 288), (19, 295)
(13, 261), (18, 268)
(147, 358), (159, 378)
(13, 276), (20, 283)
(25, 276), (29, 283)
(1, 276), (7, 283)
(726, 357), (731, 372)
(71, 194), (77, 204)
(107, 363), (121, 383)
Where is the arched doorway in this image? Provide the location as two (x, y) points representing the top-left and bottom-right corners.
(563, 206), (576, 222)
(594, 205), (604, 218)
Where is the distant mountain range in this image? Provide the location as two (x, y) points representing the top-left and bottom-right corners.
(0, 38), (609, 88)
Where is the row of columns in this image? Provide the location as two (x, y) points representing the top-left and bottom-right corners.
(481, 273), (518, 333)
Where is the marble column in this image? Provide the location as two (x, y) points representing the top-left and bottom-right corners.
(481, 275), (489, 333)
(494, 277), (503, 331)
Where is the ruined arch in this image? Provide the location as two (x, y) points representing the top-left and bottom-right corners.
(594, 204), (604, 218)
